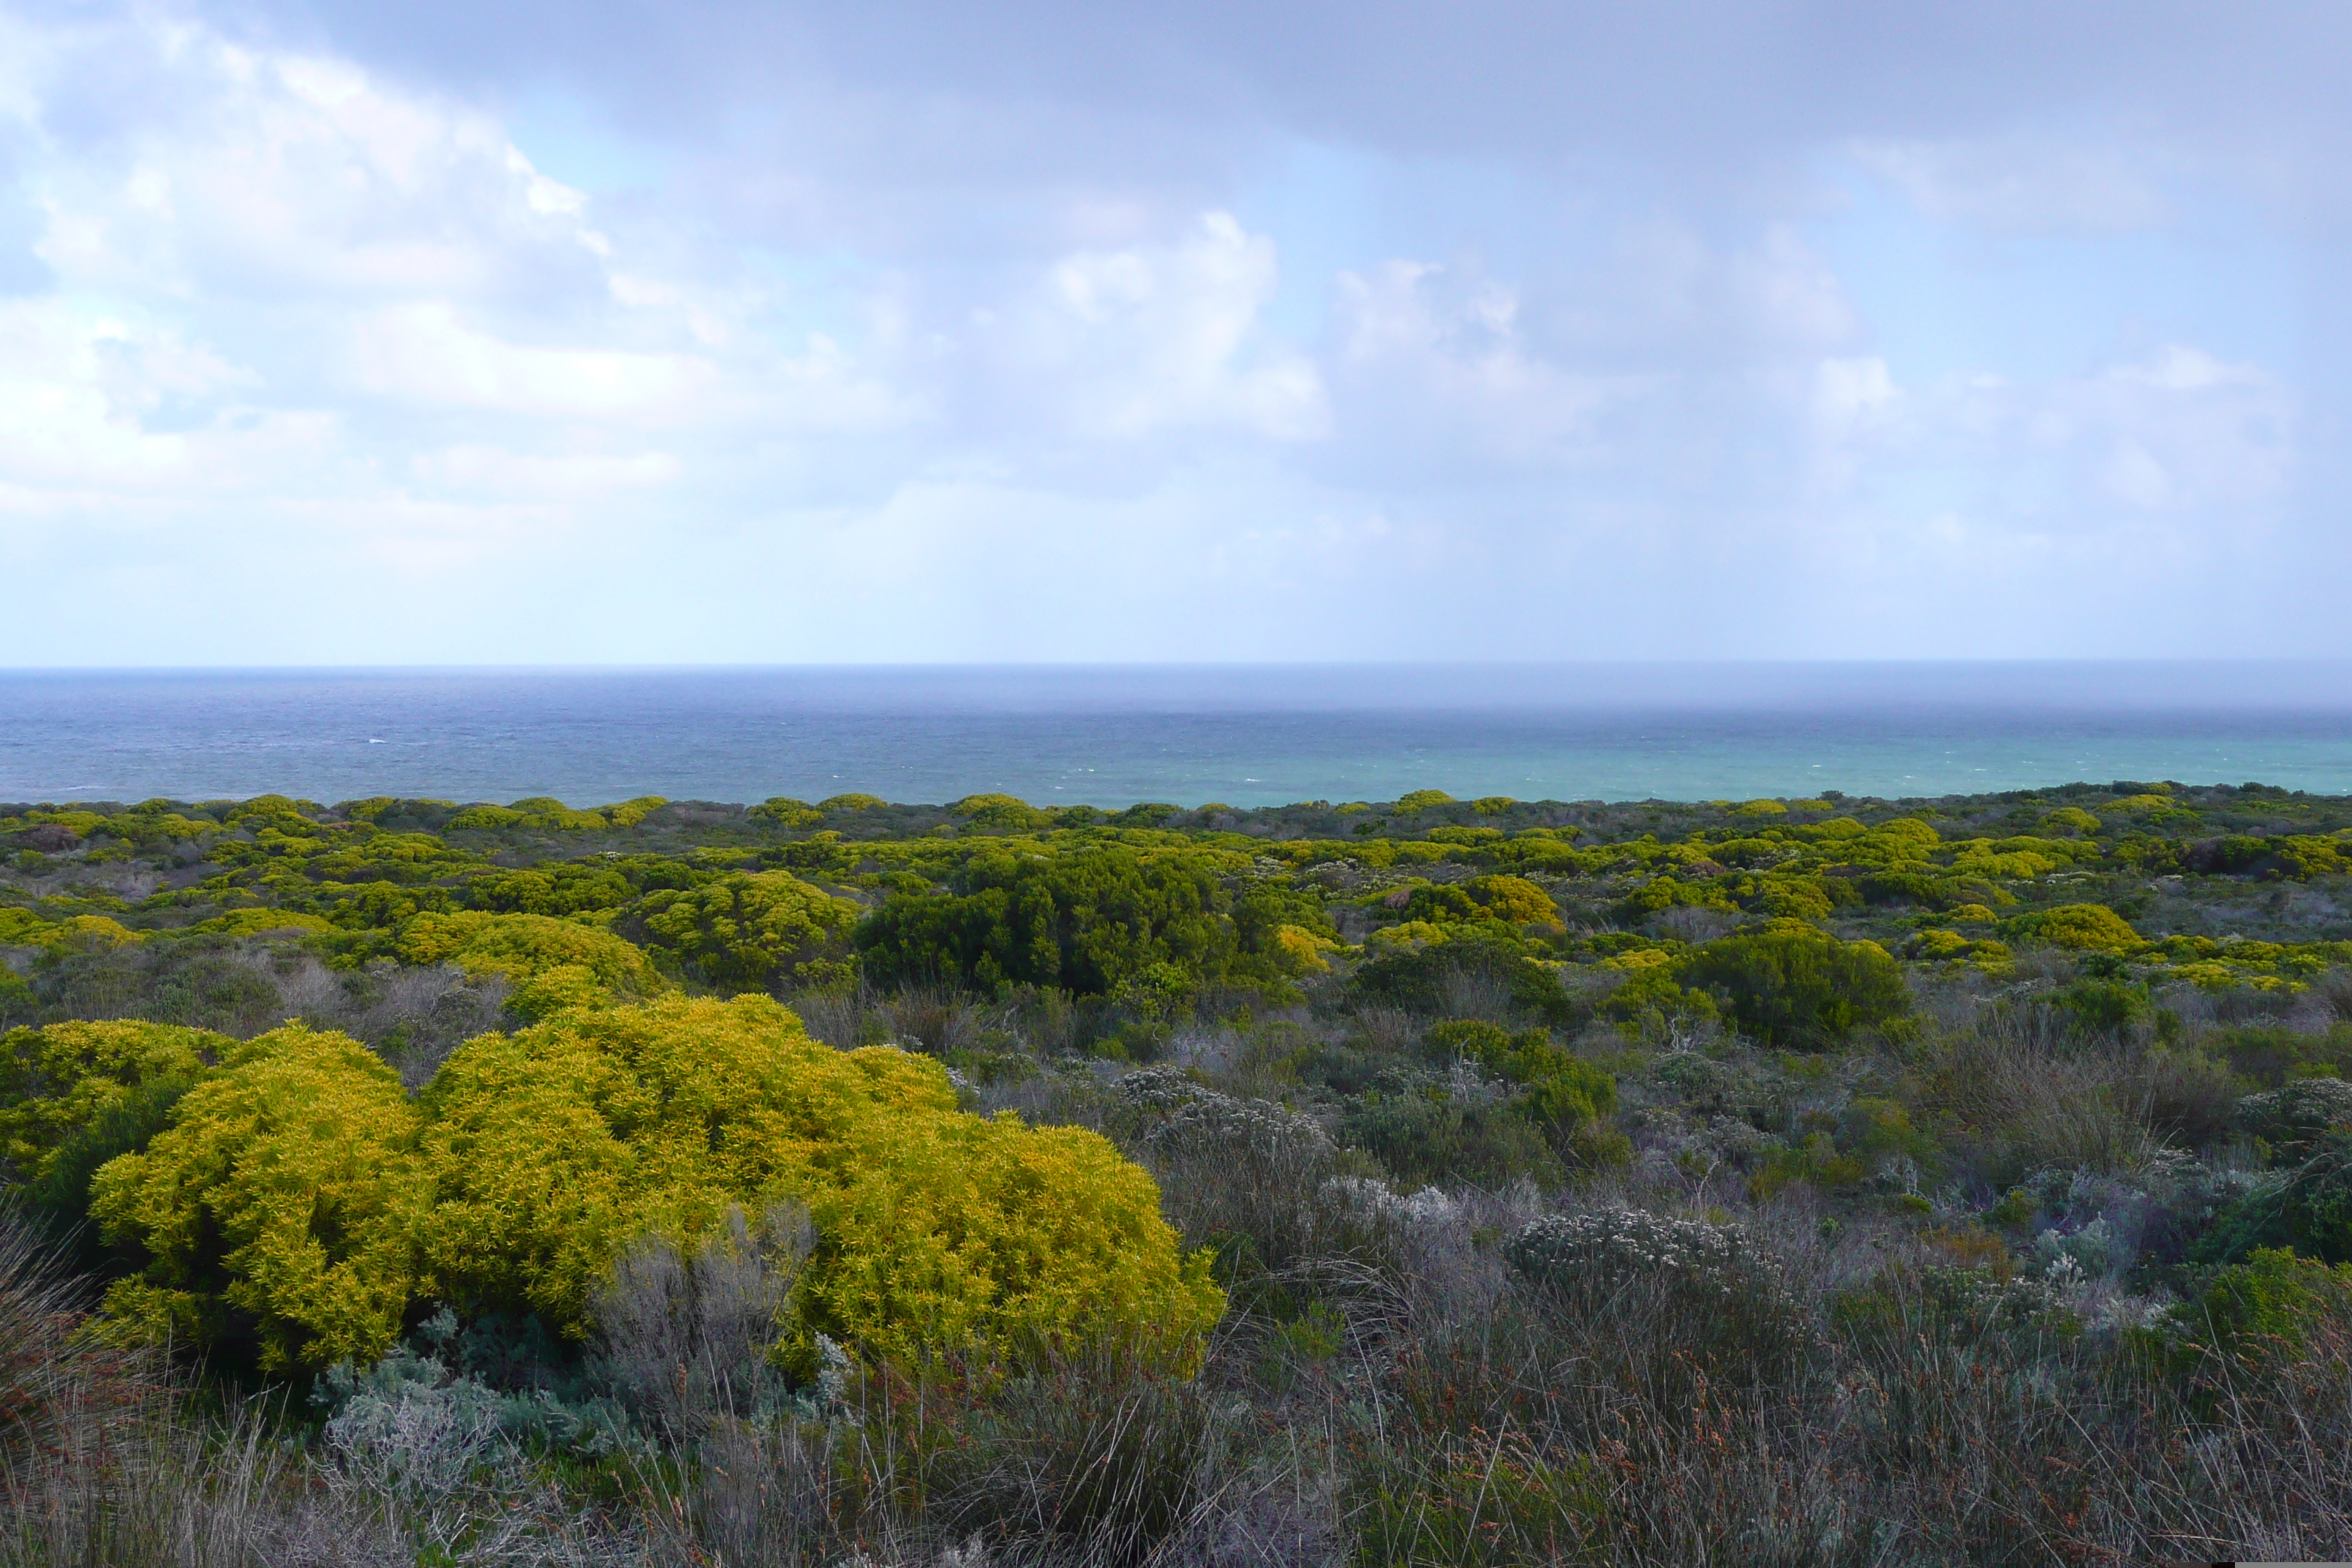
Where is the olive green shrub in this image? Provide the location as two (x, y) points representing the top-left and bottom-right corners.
(1678, 924), (1911, 1049)
(2011, 903), (2143, 952)
(627, 870), (860, 990)
(396, 911), (663, 996)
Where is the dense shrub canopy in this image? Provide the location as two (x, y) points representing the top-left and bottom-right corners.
(15, 781), (2352, 1558)
(87, 1025), (430, 1373)
(421, 994), (1224, 1368)
(853, 845), (1245, 996)
(0, 1020), (230, 1185)
(625, 870), (859, 990)
(397, 911), (663, 996)
(1346, 935), (1578, 1025)
(72, 998), (1224, 1378)
(1678, 924), (1912, 1048)
(2013, 902), (2143, 952)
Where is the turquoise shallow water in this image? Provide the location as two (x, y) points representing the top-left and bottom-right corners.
(2, 663), (2350, 809)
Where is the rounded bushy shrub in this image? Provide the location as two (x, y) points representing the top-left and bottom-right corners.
(627, 870), (859, 990)
(0, 1020), (231, 1186)
(1678, 924), (1911, 1048)
(87, 1025), (431, 1373)
(397, 911), (663, 999)
(2018, 904), (2142, 953)
(1466, 875), (1558, 925)
(2199, 1134), (2352, 1267)
(1504, 1205), (1814, 1373)
(1507, 1205), (1760, 1295)
(423, 994), (1224, 1369)
(2237, 1079), (2352, 1154)
(77, 999), (1225, 1379)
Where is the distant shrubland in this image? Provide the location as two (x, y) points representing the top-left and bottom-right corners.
(8, 778), (2352, 1562)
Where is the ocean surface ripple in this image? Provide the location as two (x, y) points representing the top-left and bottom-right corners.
(4, 663), (2349, 808)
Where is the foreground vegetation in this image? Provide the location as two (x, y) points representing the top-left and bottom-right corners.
(7, 780), (2352, 1563)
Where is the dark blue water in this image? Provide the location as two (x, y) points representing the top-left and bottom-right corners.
(3, 663), (2350, 808)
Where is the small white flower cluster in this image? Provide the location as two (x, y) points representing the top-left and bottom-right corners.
(1118, 1066), (1333, 1161)
(2096, 1291), (2187, 1336)
(2011, 1158), (2272, 1284)
(1624, 1107), (1785, 1171)
(837, 1537), (990, 1568)
(2035, 1216), (2119, 1281)
(810, 1332), (853, 1417)
(1937, 1268), (2073, 1329)
(2237, 1077), (2352, 1147)
(1116, 1065), (1205, 1112)
(1504, 1204), (1762, 1296)
(1147, 1091), (1333, 1158)
(1326, 1175), (1461, 1231)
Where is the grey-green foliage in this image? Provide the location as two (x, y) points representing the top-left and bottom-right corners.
(1505, 1204), (1817, 1378)
(2237, 1078), (2352, 1153)
(314, 1309), (635, 1466)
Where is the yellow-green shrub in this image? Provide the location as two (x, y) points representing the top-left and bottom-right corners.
(449, 796), (666, 832)
(420, 994), (1224, 1369)
(86, 1025), (429, 1373)
(0, 908), (50, 946)
(396, 911), (663, 1003)
(2019, 903), (2142, 952)
(1466, 874), (1558, 924)
(630, 870), (860, 990)
(196, 908), (338, 937)
(30, 916), (140, 951)
(1273, 924), (1340, 975)
(1365, 920), (1448, 951)
(748, 796), (824, 828)
(947, 794), (1054, 832)
(0, 1020), (231, 1184)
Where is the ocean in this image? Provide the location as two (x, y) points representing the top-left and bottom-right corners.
(3, 663), (2350, 810)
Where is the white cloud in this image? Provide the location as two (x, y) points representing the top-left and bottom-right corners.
(0, 298), (336, 498)
(1555, 222), (1865, 363)
(1009, 212), (1327, 440)
(0, 1), (2336, 663)
(1852, 137), (2175, 234)
(410, 445), (682, 498)
(1329, 259), (1619, 469)
(29, 37), (608, 302)
(346, 303), (719, 418)
(2067, 345), (2291, 510)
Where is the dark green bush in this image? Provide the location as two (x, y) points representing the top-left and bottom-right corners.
(854, 846), (1243, 997)
(2198, 1133), (2352, 1265)
(2207, 1025), (2352, 1088)
(2050, 978), (2153, 1038)
(2145, 1247), (2352, 1403)
(2236, 1080), (2352, 1155)
(1345, 936), (1578, 1026)
(1422, 1019), (1619, 1150)
(1340, 1084), (1564, 1190)
(1678, 926), (1912, 1049)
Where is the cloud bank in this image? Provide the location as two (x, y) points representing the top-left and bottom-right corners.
(0, 1), (2338, 663)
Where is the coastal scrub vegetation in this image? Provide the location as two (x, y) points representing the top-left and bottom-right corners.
(8, 780), (2352, 1561)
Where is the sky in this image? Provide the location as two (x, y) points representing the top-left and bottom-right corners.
(0, 0), (2344, 666)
